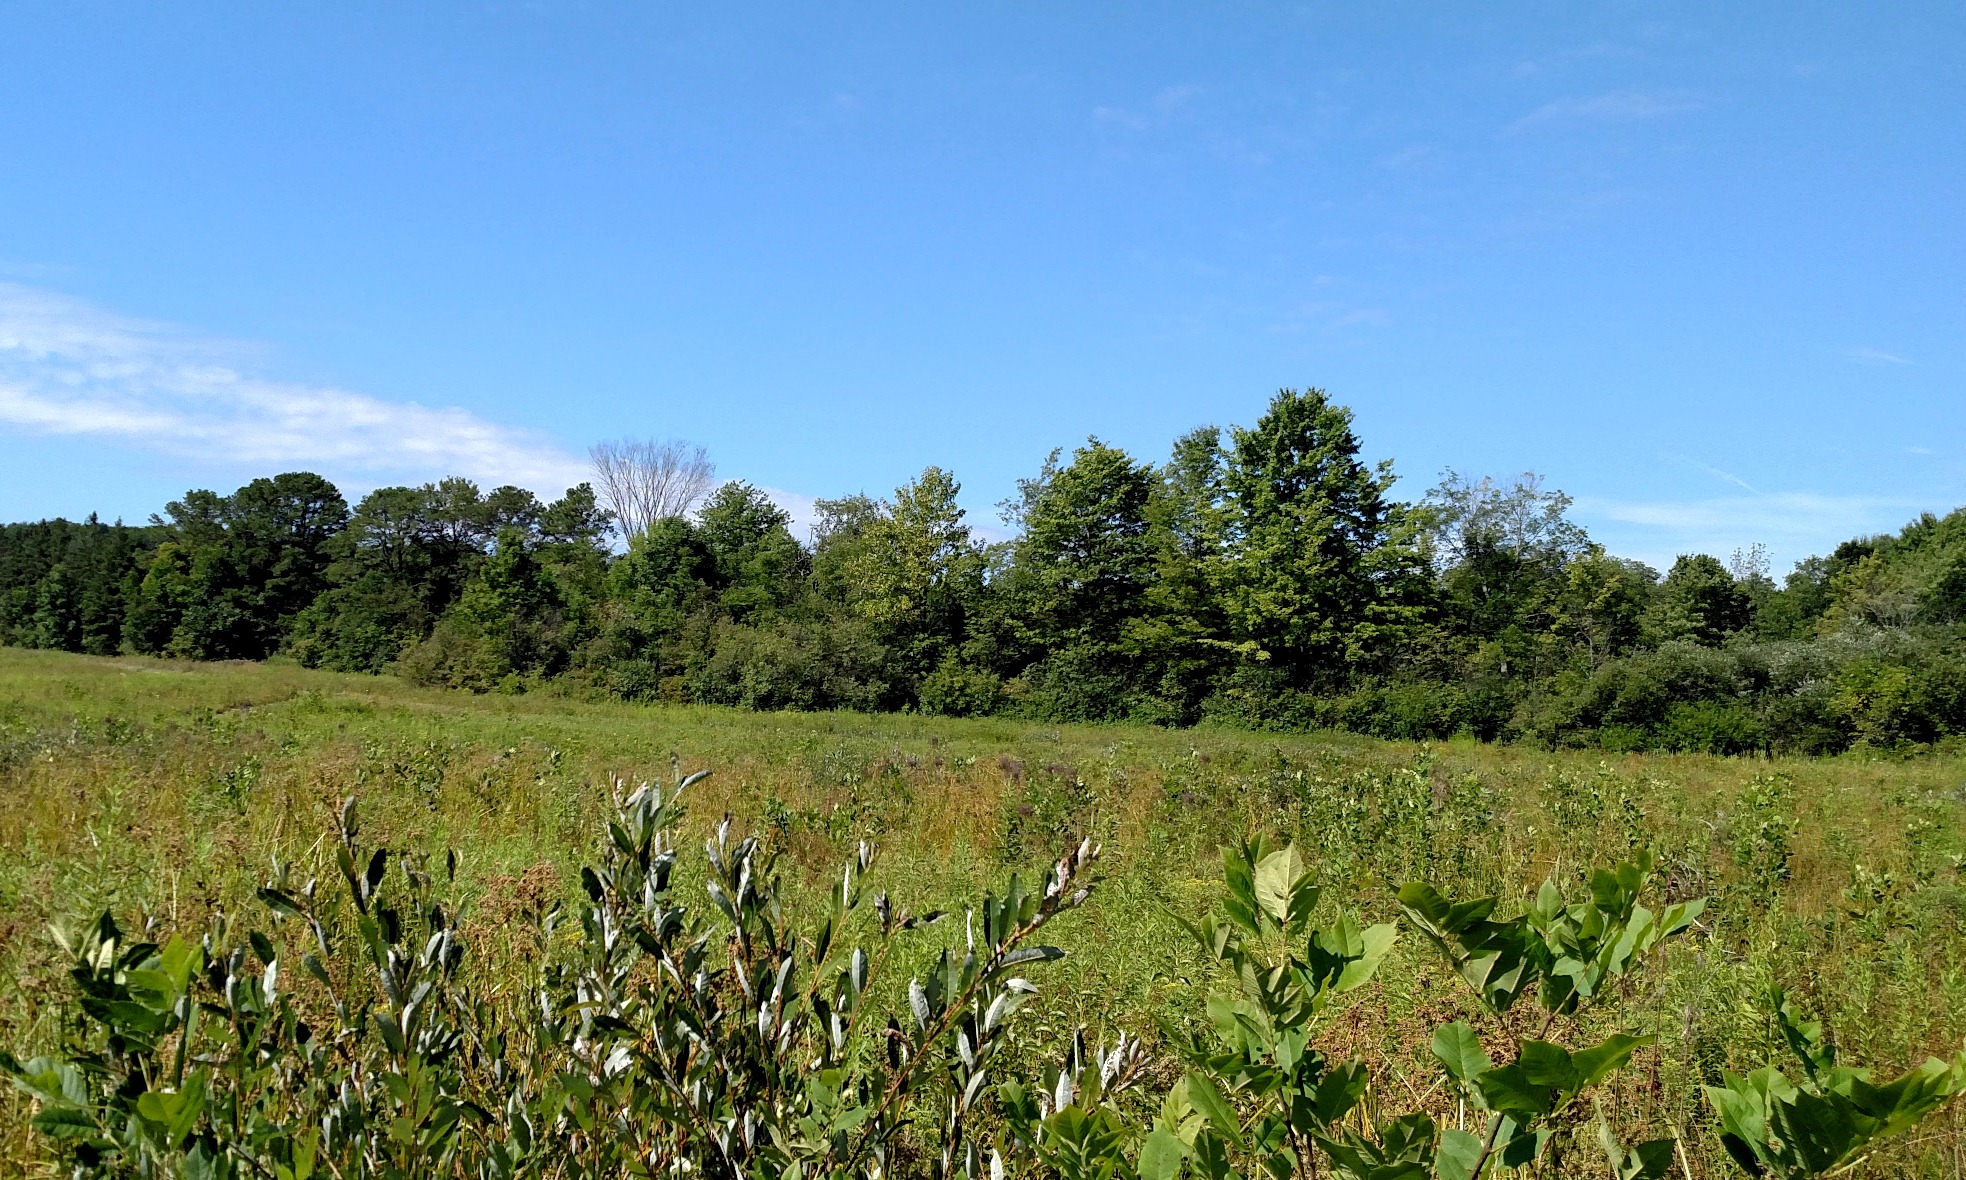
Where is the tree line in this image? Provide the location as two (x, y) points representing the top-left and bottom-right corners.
(4, 387), (1963, 753)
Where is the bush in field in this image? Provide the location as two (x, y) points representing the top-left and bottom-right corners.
(3, 767), (1098, 1179)
(7, 765), (1964, 1179)
(1003, 841), (1964, 1180)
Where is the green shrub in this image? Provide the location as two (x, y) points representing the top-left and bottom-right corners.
(920, 659), (1006, 717)
(3, 767), (1100, 1179)
(1658, 700), (1768, 755)
(688, 618), (894, 712)
(1018, 646), (1135, 723)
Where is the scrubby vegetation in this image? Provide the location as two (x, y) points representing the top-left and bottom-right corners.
(5, 389), (1965, 753)
(1, 651), (1962, 1175)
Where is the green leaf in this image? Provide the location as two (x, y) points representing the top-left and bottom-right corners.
(184, 1142), (219, 1180)
(1191, 1129), (1236, 1180)
(1184, 1071), (1244, 1148)
(1623, 1139), (1677, 1180)
(1139, 1126), (1188, 1180)
(158, 935), (201, 992)
(1341, 922), (1397, 992)
(1431, 1022), (1491, 1086)
(1253, 845), (1308, 928)
(1770, 1087), (1861, 1174)
(302, 954), (333, 988)
(1570, 1034), (1652, 1094)
(1517, 1040), (1578, 1090)
(1311, 1060), (1369, 1126)
(1845, 1054), (1965, 1136)
(1310, 916), (1399, 996)
(1478, 1063), (1552, 1118)
(258, 887), (305, 920)
(1497, 1124), (1548, 1169)
(30, 1104), (99, 1139)
(1434, 1127), (1483, 1180)
(1773, 988), (1836, 1080)
(135, 1072), (208, 1146)
(996, 945), (1065, 971)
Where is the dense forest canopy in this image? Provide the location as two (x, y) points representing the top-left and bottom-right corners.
(5, 388), (1964, 753)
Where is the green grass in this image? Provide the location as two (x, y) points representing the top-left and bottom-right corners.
(2, 646), (1964, 1176)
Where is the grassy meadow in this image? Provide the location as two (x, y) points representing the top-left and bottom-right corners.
(1, 646), (1963, 1176)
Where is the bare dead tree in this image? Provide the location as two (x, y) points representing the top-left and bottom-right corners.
(589, 438), (715, 542)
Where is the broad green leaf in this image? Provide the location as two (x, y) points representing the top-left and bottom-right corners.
(1517, 1040), (1577, 1090)
(1311, 1060), (1369, 1126)
(1253, 845), (1306, 927)
(1431, 1022), (1491, 1086)
(1624, 1140), (1677, 1180)
(1434, 1127), (1483, 1180)
(1191, 1130), (1236, 1180)
(158, 935), (201, 992)
(1478, 1063), (1552, 1118)
(1771, 1087), (1861, 1174)
(184, 1142), (219, 1180)
(1570, 1034), (1652, 1094)
(1139, 1126), (1188, 1180)
(136, 1071), (208, 1146)
(30, 1104), (98, 1139)
(1184, 1071), (1244, 1148)
(1845, 1054), (1965, 1137)
(1313, 917), (1398, 995)
(1497, 1124), (1548, 1169)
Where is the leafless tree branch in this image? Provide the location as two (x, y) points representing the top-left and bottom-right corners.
(589, 438), (715, 543)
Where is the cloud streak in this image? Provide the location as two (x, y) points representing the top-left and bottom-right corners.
(1508, 89), (1701, 132)
(0, 282), (591, 495)
(1574, 490), (1926, 571)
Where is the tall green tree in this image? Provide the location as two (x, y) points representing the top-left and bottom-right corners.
(1650, 554), (1753, 646)
(1010, 438), (1159, 654)
(1551, 546), (1655, 667)
(451, 526), (567, 680)
(127, 473), (349, 660)
(289, 480), (605, 673)
(1000, 440), (1162, 720)
(833, 467), (986, 681)
(28, 564), (82, 652)
(696, 482), (806, 619)
(0, 516), (156, 653)
(1219, 387), (1426, 684)
(1420, 471), (1588, 642)
(1131, 426), (1238, 716)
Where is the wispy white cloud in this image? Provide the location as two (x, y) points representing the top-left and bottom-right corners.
(756, 485), (822, 544)
(0, 282), (591, 495)
(1094, 83), (1202, 131)
(1262, 299), (1388, 336)
(1672, 454), (1759, 494)
(1374, 144), (1442, 171)
(1848, 346), (1910, 365)
(1575, 490), (1927, 571)
(1152, 84), (1202, 113)
(1508, 89), (1701, 133)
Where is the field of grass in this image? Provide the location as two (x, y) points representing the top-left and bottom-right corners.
(2, 646), (1963, 1176)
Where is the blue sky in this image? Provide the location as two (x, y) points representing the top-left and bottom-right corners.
(1, 3), (1960, 572)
